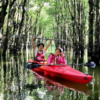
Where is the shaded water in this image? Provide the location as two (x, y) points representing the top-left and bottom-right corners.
(0, 49), (100, 100)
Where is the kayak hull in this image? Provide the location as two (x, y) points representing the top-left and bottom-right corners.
(29, 60), (93, 84)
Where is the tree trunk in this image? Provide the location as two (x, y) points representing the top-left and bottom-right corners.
(2, 0), (16, 56)
(77, 2), (84, 63)
(15, 0), (27, 51)
(0, 0), (16, 30)
(33, 6), (43, 36)
(88, 0), (94, 57)
(54, 1), (60, 48)
(94, 0), (100, 64)
(0, 0), (8, 30)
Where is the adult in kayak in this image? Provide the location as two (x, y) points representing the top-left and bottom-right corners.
(32, 37), (52, 62)
(47, 47), (66, 65)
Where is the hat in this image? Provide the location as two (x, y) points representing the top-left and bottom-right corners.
(57, 47), (63, 53)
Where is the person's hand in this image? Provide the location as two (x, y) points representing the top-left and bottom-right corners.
(61, 51), (65, 57)
(32, 37), (35, 41)
(50, 39), (52, 43)
(51, 63), (54, 65)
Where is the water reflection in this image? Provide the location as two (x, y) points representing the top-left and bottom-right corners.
(0, 49), (100, 100)
(26, 72), (92, 98)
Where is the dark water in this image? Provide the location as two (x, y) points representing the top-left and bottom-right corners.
(0, 49), (100, 100)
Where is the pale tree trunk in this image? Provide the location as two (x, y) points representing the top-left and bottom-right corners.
(33, 6), (43, 36)
(16, 0), (27, 49)
(54, 1), (60, 48)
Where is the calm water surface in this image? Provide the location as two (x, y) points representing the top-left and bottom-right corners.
(0, 49), (100, 100)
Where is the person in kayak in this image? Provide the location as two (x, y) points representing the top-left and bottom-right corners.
(47, 47), (66, 65)
(32, 37), (52, 62)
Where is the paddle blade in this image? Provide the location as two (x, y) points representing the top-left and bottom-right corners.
(85, 62), (96, 68)
(25, 62), (42, 69)
(25, 63), (33, 69)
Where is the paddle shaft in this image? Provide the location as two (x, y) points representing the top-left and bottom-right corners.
(39, 62), (96, 68)
(35, 38), (67, 42)
(11, 35), (67, 42)
(25, 61), (96, 69)
(28, 62), (89, 67)
(38, 63), (86, 66)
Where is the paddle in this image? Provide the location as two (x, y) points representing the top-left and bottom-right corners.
(35, 38), (68, 42)
(25, 61), (96, 69)
(11, 35), (68, 42)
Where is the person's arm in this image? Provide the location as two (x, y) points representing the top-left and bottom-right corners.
(47, 54), (52, 64)
(44, 39), (52, 53)
(59, 53), (66, 64)
(32, 37), (36, 51)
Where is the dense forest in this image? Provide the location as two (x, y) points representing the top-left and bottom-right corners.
(0, 0), (100, 65)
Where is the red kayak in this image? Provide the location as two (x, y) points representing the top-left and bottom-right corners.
(28, 60), (93, 84)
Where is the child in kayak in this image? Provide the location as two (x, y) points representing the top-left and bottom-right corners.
(47, 47), (66, 65)
(32, 37), (52, 62)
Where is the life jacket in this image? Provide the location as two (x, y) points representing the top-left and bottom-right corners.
(48, 53), (60, 64)
(34, 50), (45, 62)
(47, 53), (66, 64)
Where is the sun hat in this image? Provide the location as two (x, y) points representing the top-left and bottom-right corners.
(57, 47), (63, 53)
